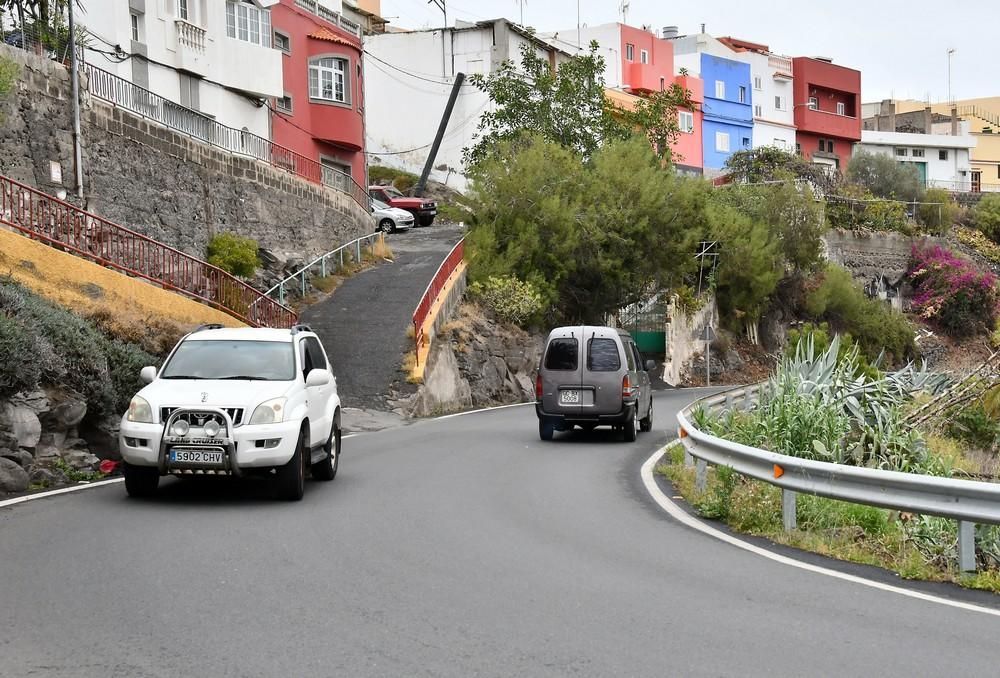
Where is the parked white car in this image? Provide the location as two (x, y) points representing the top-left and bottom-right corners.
(372, 198), (415, 233)
(119, 324), (342, 501)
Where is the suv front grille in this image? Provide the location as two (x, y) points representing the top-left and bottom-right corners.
(161, 407), (244, 426)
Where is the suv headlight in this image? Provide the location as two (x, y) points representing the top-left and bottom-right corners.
(250, 397), (287, 425)
(127, 396), (153, 423)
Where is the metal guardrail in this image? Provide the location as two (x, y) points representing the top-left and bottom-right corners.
(676, 385), (1000, 572)
(412, 238), (464, 365)
(0, 174), (297, 328)
(83, 63), (370, 209)
(260, 231), (385, 306)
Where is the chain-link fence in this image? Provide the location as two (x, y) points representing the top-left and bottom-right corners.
(0, 11), (80, 65)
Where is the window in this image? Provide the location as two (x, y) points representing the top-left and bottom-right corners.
(226, 1), (272, 48)
(178, 0), (189, 21)
(939, 150), (949, 161)
(625, 43), (634, 61)
(178, 73), (200, 110)
(161, 340), (296, 382)
(819, 140), (827, 152)
(895, 148), (907, 156)
(715, 131), (730, 152)
(309, 57), (349, 104)
(808, 96), (818, 110)
(775, 95), (784, 111)
(754, 104), (762, 117)
(827, 140), (834, 154)
(302, 337), (328, 376)
(774, 138), (784, 148)
(544, 339), (578, 371)
(587, 339), (621, 372)
(837, 102), (846, 116)
(754, 75), (762, 90)
(130, 12), (141, 42)
(273, 30), (290, 53)
(624, 342), (637, 372)
(659, 77), (665, 91)
(742, 137), (751, 148)
(738, 86), (747, 104)
(715, 80), (725, 99)
(912, 148), (925, 158)
(640, 49), (649, 64)
(276, 94), (292, 112)
(678, 110), (694, 133)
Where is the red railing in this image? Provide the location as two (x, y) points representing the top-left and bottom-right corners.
(0, 175), (297, 328)
(412, 238), (465, 364)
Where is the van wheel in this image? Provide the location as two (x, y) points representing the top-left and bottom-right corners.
(623, 411), (638, 442)
(639, 399), (653, 432)
(539, 417), (555, 441)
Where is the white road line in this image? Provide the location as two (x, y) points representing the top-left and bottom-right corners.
(433, 402), (534, 420)
(0, 478), (124, 510)
(641, 443), (1000, 618)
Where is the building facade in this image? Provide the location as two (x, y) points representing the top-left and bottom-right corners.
(718, 37), (796, 152)
(855, 131), (977, 191)
(671, 35), (753, 172)
(81, 0), (283, 139)
(792, 56), (861, 172)
(270, 0), (366, 190)
(364, 19), (573, 193)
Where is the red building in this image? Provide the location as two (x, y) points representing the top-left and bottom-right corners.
(270, 0), (366, 190)
(792, 57), (861, 172)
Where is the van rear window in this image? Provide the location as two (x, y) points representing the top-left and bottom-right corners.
(587, 338), (621, 372)
(544, 338), (578, 370)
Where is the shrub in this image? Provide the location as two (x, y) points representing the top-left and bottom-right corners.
(102, 338), (157, 415)
(0, 313), (41, 398)
(368, 166), (420, 194)
(786, 322), (880, 380)
(917, 188), (960, 235)
(908, 244), (999, 337)
(825, 185), (911, 234)
(955, 225), (1000, 266)
(846, 152), (924, 202)
(973, 193), (1000, 241)
(207, 233), (259, 278)
(946, 404), (1000, 450)
(468, 275), (544, 326)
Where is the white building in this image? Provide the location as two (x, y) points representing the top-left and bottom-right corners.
(80, 0), (284, 139)
(364, 18), (573, 193)
(855, 130), (977, 191)
(715, 38), (796, 151)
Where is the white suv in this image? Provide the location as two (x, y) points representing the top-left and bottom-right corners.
(119, 324), (342, 501)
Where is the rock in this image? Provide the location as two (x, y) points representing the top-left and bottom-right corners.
(1, 448), (34, 468)
(33, 444), (61, 462)
(725, 349), (745, 371)
(0, 430), (19, 451)
(0, 403), (42, 449)
(0, 457), (29, 493)
(63, 450), (100, 471)
(29, 466), (67, 489)
(79, 416), (121, 459)
(10, 389), (50, 415)
(39, 387), (88, 430)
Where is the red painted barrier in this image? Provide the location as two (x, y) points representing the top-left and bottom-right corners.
(412, 238), (464, 364)
(0, 174), (297, 328)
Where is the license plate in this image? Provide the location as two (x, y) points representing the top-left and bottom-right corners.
(427, 209), (437, 215)
(560, 390), (581, 404)
(170, 449), (224, 465)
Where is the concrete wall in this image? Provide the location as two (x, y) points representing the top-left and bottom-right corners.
(823, 230), (947, 281)
(663, 294), (718, 387)
(0, 45), (372, 262)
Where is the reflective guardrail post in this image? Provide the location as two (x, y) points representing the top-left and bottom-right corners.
(695, 458), (708, 492)
(782, 490), (797, 531)
(959, 521), (976, 572)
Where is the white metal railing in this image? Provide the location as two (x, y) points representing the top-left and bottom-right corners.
(767, 54), (792, 73)
(677, 385), (1000, 572)
(263, 231), (384, 305)
(176, 19), (206, 52)
(293, 0), (361, 36)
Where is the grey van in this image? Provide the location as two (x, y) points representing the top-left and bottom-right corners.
(535, 326), (655, 442)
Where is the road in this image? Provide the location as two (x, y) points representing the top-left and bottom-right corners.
(2, 390), (999, 677)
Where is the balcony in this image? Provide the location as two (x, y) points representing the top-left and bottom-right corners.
(674, 75), (703, 104)
(768, 54), (792, 79)
(294, 0), (362, 37)
(795, 106), (861, 141)
(625, 62), (671, 94)
(175, 19), (207, 75)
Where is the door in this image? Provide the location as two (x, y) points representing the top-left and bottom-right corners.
(540, 333), (583, 416)
(300, 337), (332, 447)
(972, 171), (982, 193)
(630, 341), (651, 419)
(914, 161), (927, 187)
(585, 334), (626, 416)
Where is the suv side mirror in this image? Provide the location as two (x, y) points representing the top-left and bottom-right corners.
(645, 360), (656, 372)
(306, 368), (332, 387)
(140, 366), (157, 384)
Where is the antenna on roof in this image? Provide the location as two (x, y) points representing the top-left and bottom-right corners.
(619, 0), (630, 24)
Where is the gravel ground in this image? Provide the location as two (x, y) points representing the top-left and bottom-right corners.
(301, 221), (464, 413)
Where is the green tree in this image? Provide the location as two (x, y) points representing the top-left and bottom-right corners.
(846, 152), (924, 202)
(206, 233), (259, 278)
(463, 40), (692, 169)
(973, 193), (1000, 241)
(916, 187), (959, 235)
(723, 147), (838, 194)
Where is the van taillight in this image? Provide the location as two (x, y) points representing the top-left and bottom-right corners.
(622, 375), (633, 398)
(535, 375), (543, 399)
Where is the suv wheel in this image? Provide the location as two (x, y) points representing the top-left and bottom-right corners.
(275, 428), (306, 501)
(538, 417), (555, 441)
(623, 410), (638, 443)
(312, 422), (340, 481)
(123, 462), (159, 498)
(639, 399), (653, 432)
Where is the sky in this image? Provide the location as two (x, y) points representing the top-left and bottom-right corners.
(378, 0), (998, 104)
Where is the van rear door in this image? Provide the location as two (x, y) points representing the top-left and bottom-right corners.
(585, 333), (626, 415)
(541, 331), (583, 416)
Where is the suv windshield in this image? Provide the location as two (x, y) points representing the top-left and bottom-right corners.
(160, 340), (296, 381)
(383, 186), (404, 198)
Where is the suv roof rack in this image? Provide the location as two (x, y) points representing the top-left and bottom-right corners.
(192, 323), (224, 333)
(290, 324), (313, 335)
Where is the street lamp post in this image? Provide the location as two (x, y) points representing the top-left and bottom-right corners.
(947, 48), (956, 104)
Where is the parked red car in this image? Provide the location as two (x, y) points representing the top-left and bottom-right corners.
(369, 185), (437, 227)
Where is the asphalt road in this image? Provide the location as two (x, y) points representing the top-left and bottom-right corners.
(2, 390), (1000, 677)
(301, 222), (464, 411)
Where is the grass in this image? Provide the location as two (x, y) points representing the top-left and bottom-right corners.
(402, 350), (422, 384)
(0, 228), (240, 338)
(50, 458), (106, 483)
(658, 447), (1000, 592)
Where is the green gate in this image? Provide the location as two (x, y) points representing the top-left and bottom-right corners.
(616, 300), (668, 355)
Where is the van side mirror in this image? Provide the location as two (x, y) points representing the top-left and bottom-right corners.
(140, 366), (157, 384)
(645, 360), (656, 372)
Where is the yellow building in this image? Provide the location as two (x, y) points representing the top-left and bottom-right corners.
(894, 97), (1000, 191)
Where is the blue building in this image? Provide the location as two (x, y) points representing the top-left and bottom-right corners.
(698, 52), (753, 170)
